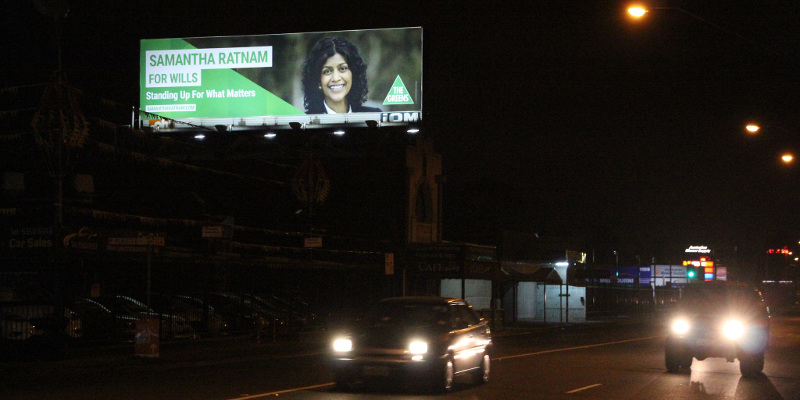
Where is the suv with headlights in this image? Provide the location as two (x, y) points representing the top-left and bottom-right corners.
(328, 296), (492, 392)
(665, 282), (770, 377)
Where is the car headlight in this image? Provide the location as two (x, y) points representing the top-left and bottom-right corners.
(332, 338), (353, 352)
(671, 318), (690, 335)
(722, 319), (744, 340)
(408, 340), (428, 354)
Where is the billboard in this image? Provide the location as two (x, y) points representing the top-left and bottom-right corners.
(140, 27), (422, 130)
(616, 266), (651, 286)
(653, 264), (688, 287)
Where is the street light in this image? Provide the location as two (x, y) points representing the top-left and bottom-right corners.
(627, 6), (709, 21)
(743, 123), (798, 164)
(626, 5), (758, 48)
(627, 7), (647, 18)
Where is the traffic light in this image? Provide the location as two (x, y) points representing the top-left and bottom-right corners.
(687, 268), (696, 279)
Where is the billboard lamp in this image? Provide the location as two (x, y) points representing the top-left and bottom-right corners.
(365, 120), (380, 129)
(289, 122), (305, 131)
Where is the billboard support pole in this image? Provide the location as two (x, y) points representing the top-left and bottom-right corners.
(131, 106), (137, 132)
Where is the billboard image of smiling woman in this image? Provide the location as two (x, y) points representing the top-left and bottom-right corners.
(139, 27), (421, 128)
(301, 36), (381, 115)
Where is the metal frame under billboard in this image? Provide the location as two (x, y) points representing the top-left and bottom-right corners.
(140, 27), (422, 131)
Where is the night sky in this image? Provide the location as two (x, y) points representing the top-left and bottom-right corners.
(6, 1), (800, 265)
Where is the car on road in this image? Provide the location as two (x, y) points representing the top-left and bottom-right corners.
(329, 296), (492, 392)
(665, 282), (770, 377)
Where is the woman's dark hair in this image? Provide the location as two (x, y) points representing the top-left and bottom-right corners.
(301, 37), (369, 112)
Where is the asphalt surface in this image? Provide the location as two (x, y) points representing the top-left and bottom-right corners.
(4, 304), (797, 385)
(0, 318), (568, 383)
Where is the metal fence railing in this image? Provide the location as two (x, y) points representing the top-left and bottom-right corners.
(585, 285), (681, 317)
(1, 289), (322, 360)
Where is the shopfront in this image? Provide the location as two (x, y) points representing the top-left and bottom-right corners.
(405, 243), (500, 312)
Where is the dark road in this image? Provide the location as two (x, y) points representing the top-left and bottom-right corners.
(4, 315), (800, 399)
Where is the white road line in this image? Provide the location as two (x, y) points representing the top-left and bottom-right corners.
(494, 335), (663, 361)
(226, 382), (335, 400)
(226, 335), (661, 399)
(566, 383), (602, 394)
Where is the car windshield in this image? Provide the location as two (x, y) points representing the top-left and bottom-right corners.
(364, 303), (450, 329)
(678, 285), (764, 316)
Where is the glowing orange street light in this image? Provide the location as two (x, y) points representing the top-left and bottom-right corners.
(626, 5), (757, 47)
(628, 7), (647, 18)
(746, 124), (797, 164)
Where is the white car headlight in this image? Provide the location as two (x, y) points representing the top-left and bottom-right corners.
(332, 338), (353, 352)
(722, 319), (744, 340)
(409, 340), (428, 354)
(671, 318), (690, 335)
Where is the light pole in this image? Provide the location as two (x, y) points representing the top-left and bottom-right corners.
(628, 5), (793, 285)
(626, 5), (762, 50)
(743, 123), (797, 165)
(746, 124), (760, 134)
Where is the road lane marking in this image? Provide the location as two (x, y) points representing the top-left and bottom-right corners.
(226, 382), (335, 400)
(566, 383), (602, 394)
(494, 335), (663, 361)
(226, 335), (661, 399)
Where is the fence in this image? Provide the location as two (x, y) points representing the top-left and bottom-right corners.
(585, 285), (681, 317)
(1, 290), (320, 361)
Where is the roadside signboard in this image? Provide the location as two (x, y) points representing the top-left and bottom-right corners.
(304, 237), (322, 248)
(135, 319), (159, 358)
(140, 27), (422, 130)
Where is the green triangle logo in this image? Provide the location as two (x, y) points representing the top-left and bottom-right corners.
(383, 75), (414, 105)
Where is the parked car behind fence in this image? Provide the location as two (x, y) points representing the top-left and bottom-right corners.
(149, 294), (227, 337)
(0, 301), (79, 360)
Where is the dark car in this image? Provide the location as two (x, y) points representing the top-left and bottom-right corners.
(241, 293), (307, 335)
(665, 282), (770, 377)
(151, 295), (228, 336)
(329, 296), (492, 392)
(0, 302), (78, 361)
(69, 298), (137, 343)
(193, 293), (268, 334)
(111, 295), (195, 340)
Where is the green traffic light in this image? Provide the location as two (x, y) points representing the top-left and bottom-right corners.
(688, 270), (696, 278)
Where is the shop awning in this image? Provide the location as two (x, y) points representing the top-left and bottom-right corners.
(501, 262), (563, 284)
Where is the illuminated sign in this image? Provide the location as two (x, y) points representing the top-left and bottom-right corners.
(767, 247), (791, 255)
(685, 245), (711, 253)
(704, 266), (715, 281)
(653, 265), (687, 277)
(140, 27), (423, 129)
(683, 257), (714, 268)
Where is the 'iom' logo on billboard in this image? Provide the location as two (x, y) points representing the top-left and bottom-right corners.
(381, 112), (421, 123)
